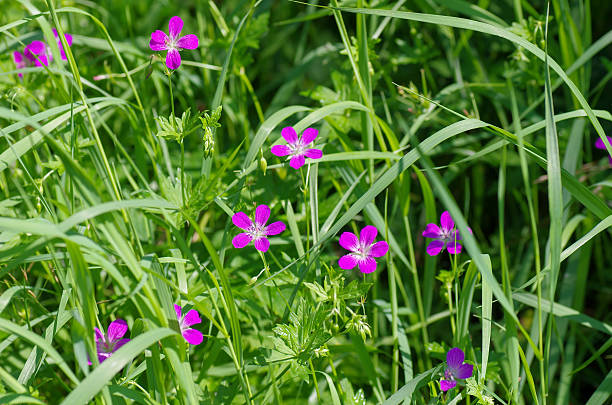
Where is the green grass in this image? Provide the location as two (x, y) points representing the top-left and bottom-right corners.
(1, 0), (611, 404)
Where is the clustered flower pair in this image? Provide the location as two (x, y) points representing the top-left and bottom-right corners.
(232, 125), (387, 273)
(92, 304), (202, 364)
(13, 29), (72, 77)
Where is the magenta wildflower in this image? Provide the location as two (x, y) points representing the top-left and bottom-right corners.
(422, 211), (471, 256)
(338, 225), (389, 274)
(232, 204), (286, 252)
(53, 28), (73, 61)
(440, 347), (473, 391)
(271, 127), (323, 170)
(13, 51), (25, 78)
(174, 304), (203, 345)
(149, 16), (199, 70)
(24, 41), (50, 67)
(92, 319), (130, 364)
(21, 30), (72, 69)
(594, 136), (612, 165)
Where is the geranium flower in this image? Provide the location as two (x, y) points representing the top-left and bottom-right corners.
(92, 319), (130, 364)
(595, 136), (612, 165)
(271, 127), (323, 170)
(440, 347), (473, 391)
(13, 51), (26, 78)
(52, 28), (73, 61)
(24, 41), (50, 67)
(338, 225), (389, 273)
(422, 211), (471, 256)
(232, 204), (286, 252)
(149, 16), (199, 70)
(174, 304), (203, 345)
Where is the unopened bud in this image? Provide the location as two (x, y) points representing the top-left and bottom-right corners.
(259, 156), (267, 175)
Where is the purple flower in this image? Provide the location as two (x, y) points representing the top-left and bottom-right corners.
(22, 30), (72, 69)
(422, 211), (471, 256)
(13, 51), (26, 78)
(440, 347), (473, 391)
(175, 304), (203, 345)
(594, 136), (612, 165)
(92, 319), (130, 364)
(338, 225), (389, 274)
(232, 204), (286, 252)
(271, 127), (323, 170)
(53, 28), (73, 61)
(149, 16), (199, 70)
(24, 41), (50, 67)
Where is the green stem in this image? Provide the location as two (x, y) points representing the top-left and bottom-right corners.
(180, 140), (186, 207)
(168, 72), (175, 121)
(309, 359), (321, 401)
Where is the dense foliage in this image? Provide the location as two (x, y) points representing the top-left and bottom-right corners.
(1, 0), (611, 404)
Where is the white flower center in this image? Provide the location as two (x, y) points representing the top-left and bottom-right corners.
(290, 142), (307, 156)
(247, 223), (266, 240)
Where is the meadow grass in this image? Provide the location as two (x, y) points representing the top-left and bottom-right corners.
(0, 0), (611, 404)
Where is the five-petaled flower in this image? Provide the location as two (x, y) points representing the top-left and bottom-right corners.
(440, 347), (473, 391)
(338, 225), (389, 273)
(594, 136), (612, 165)
(175, 304), (203, 345)
(93, 319), (130, 364)
(271, 127), (323, 170)
(232, 204), (286, 252)
(422, 211), (471, 256)
(149, 16), (199, 70)
(19, 29), (72, 71)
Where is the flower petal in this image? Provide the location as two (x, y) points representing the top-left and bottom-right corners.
(255, 204), (270, 226)
(232, 233), (252, 248)
(253, 237), (270, 252)
(304, 149), (322, 159)
(182, 328), (203, 345)
(271, 145), (291, 157)
(300, 128), (318, 145)
(177, 34), (199, 49)
(281, 127), (298, 144)
(338, 254), (358, 270)
(168, 16), (184, 40)
(422, 223), (441, 238)
(289, 154), (306, 169)
(166, 49), (182, 70)
(360, 225), (378, 247)
(369, 241), (389, 258)
(265, 221), (286, 236)
(13, 51), (23, 64)
(339, 232), (359, 252)
(440, 211), (454, 232)
(440, 379), (456, 392)
(150, 30), (169, 51)
(358, 257), (377, 274)
(174, 304), (182, 320)
(94, 327), (104, 343)
(98, 352), (111, 363)
(113, 338), (130, 352)
(107, 319), (128, 342)
(447, 241), (462, 254)
(455, 363), (473, 379)
(426, 240), (445, 256)
(594, 136), (612, 149)
(446, 347), (465, 369)
(232, 212), (253, 230)
(24, 41), (48, 66)
(182, 309), (201, 327)
(52, 28), (72, 45)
